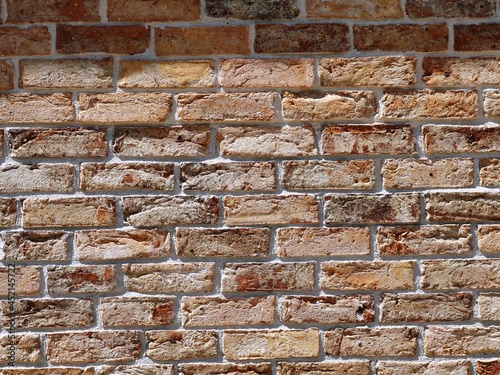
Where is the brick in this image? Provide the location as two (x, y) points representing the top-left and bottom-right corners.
(224, 195), (318, 225)
(320, 57), (415, 87)
(181, 162), (276, 191)
(406, 0), (495, 18)
(423, 57), (500, 86)
(0, 334), (40, 364)
(480, 159), (500, 186)
(218, 125), (317, 157)
(119, 60), (215, 88)
(220, 59), (314, 88)
(0, 198), (16, 227)
(80, 162), (174, 191)
(78, 93), (172, 123)
(47, 265), (117, 294)
(0, 27), (50, 56)
(20, 59), (113, 89)
(478, 293), (500, 321)
(0, 163), (74, 193)
(180, 363), (271, 375)
(0, 266), (40, 296)
(382, 158), (474, 189)
(0, 60), (14, 90)
(477, 361), (500, 375)
(97, 366), (172, 375)
(354, 24), (448, 52)
(182, 296), (275, 327)
(113, 126), (210, 158)
(0, 93), (73, 123)
(206, 0), (298, 19)
(321, 124), (416, 156)
(23, 197), (116, 228)
(75, 229), (170, 261)
(47, 331), (141, 364)
(478, 225), (500, 254)
(1, 231), (69, 261)
(426, 192), (500, 222)
(6, 0), (100, 22)
(9, 128), (107, 158)
(307, 0), (402, 19)
(277, 227), (371, 257)
(223, 329), (319, 360)
(222, 262), (315, 292)
(122, 196), (218, 227)
(2, 369), (94, 375)
(177, 92), (276, 122)
(277, 362), (371, 375)
(380, 292), (472, 323)
(108, 0), (200, 21)
(324, 193), (421, 224)
(282, 91), (376, 121)
(1, 298), (93, 329)
(280, 295), (374, 324)
(381, 89), (477, 120)
(57, 25), (150, 55)
(377, 225), (472, 256)
(101, 297), (175, 327)
(484, 90), (500, 117)
(146, 330), (218, 361)
(424, 326), (500, 356)
(377, 361), (470, 375)
(421, 260), (500, 290)
(176, 228), (270, 258)
(455, 24), (500, 51)
(255, 24), (349, 54)
(156, 26), (249, 56)
(325, 327), (418, 357)
(124, 263), (215, 293)
(283, 160), (375, 190)
(423, 124), (500, 154)
(321, 261), (414, 291)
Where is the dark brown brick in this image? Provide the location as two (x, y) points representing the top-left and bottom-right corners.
(206, 0), (299, 19)
(455, 24), (500, 51)
(406, 0), (495, 18)
(0, 27), (51, 56)
(6, 0), (100, 22)
(108, 0), (200, 21)
(0, 60), (14, 90)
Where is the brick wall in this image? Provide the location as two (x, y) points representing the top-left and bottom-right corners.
(0, 0), (499, 374)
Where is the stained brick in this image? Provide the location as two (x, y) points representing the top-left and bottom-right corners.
(307, 0), (403, 19)
(0, 198), (16, 227)
(108, 0), (200, 21)
(0, 93), (74, 123)
(0, 266), (40, 296)
(480, 159), (500, 186)
(424, 326), (500, 356)
(101, 297), (175, 327)
(47, 265), (117, 294)
(406, 0), (495, 18)
(477, 361), (500, 375)
(6, 0), (100, 22)
(206, 0), (299, 19)
(478, 225), (500, 254)
(426, 192), (500, 222)
(146, 330), (218, 361)
(278, 362), (371, 375)
(180, 364), (271, 375)
(423, 57), (500, 86)
(1, 231), (69, 262)
(0, 334), (41, 364)
(0, 27), (51, 56)
(377, 361), (470, 375)
(455, 24), (500, 51)
(0, 60), (14, 90)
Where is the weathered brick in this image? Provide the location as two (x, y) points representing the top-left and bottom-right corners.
(455, 24), (500, 51)
(80, 162), (174, 191)
(381, 89), (477, 120)
(426, 192), (500, 222)
(9, 128), (107, 159)
(278, 362), (371, 375)
(206, 0), (298, 19)
(78, 93), (172, 124)
(222, 262), (315, 292)
(354, 24), (448, 51)
(424, 326), (500, 356)
(478, 225), (500, 254)
(1, 231), (69, 261)
(1, 298), (93, 329)
(421, 260), (500, 290)
(6, 0), (100, 22)
(122, 196), (218, 227)
(0, 164), (74, 193)
(220, 59), (314, 88)
(478, 293), (500, 321)
(484, 90), (500, 117)
(0, 27), (50, 56)
(75, 229), (170, 261)
(320, 57), (415, 87)
(325, 327), (418, 357)
(57, 25), (150, 55)
(321, 124), (416, 156)
(324, 193), (421, 224)
(377, 225), (472, 256)
(20, 59), (113, 89)
(423, 57), (500, 86)
(23, 197), (116, 228)
(98, 366), (172, 375)
(0, 266), (40, 296)
(156, 26), (249, 55)
(47, 265), (117, 294)
(2, 369), (94, 375)
(101, 297), (175, 327)
(177, 92), (276, 122)
(277, 227), (371, 257)
(124, 263), (215, 293)
(176, 228), (270, 258)
(282, 91), (377, 121)
(480, 159), (500, 187)
(382, 158), (474, 189)
(307, 0), (402, 18)
(255, 24), (349, 53)
(223, 329), (319, 360)
(113, 126), (210, 158)
(406, 0), (495, 18)
(0, 93), (73, 123)
(182, 296), (275, 327)
(321, 261), (414, 291)
(0, 198), (16, 227)
(224, 195), (318, 225)
(280, 295), (374, 324)
(477, 361), (500, 375)
(218, 125), (317, 157)
(0, 334), (40, 364)
(146, 330), (218, 361)
(119, 60), (215, 88)
(47, 331), (141, 364)
(108, 0), (200, 21)
(180, 363), (271, 375)
(0, 60), (14, 90)
(377, 361), (470, 375)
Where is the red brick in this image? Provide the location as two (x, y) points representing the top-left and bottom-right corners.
(477, 361), (500, 375)
(307, 0), (403, 19)
(406, 0), (495, 18)
(455, 24), (500, 51)
(6, 0), (100, 22)
(0, 27), (51, 56)
(108, 0), (200, 21)
(0, 60), (14, 90)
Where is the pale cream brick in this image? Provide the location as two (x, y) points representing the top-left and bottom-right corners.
(423, 57), (500, 86)
(424, 326), (500, 356)
(0, 163), (74, 193)
(478, 293), (500, 321)
(426, 192), (500, 222)
(0, 266), (40, 297)
(478, 225), (500, 254)
(376, 361), (470, 375)
(146, 330), (218, 361)
(0, 93), (73, 123)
